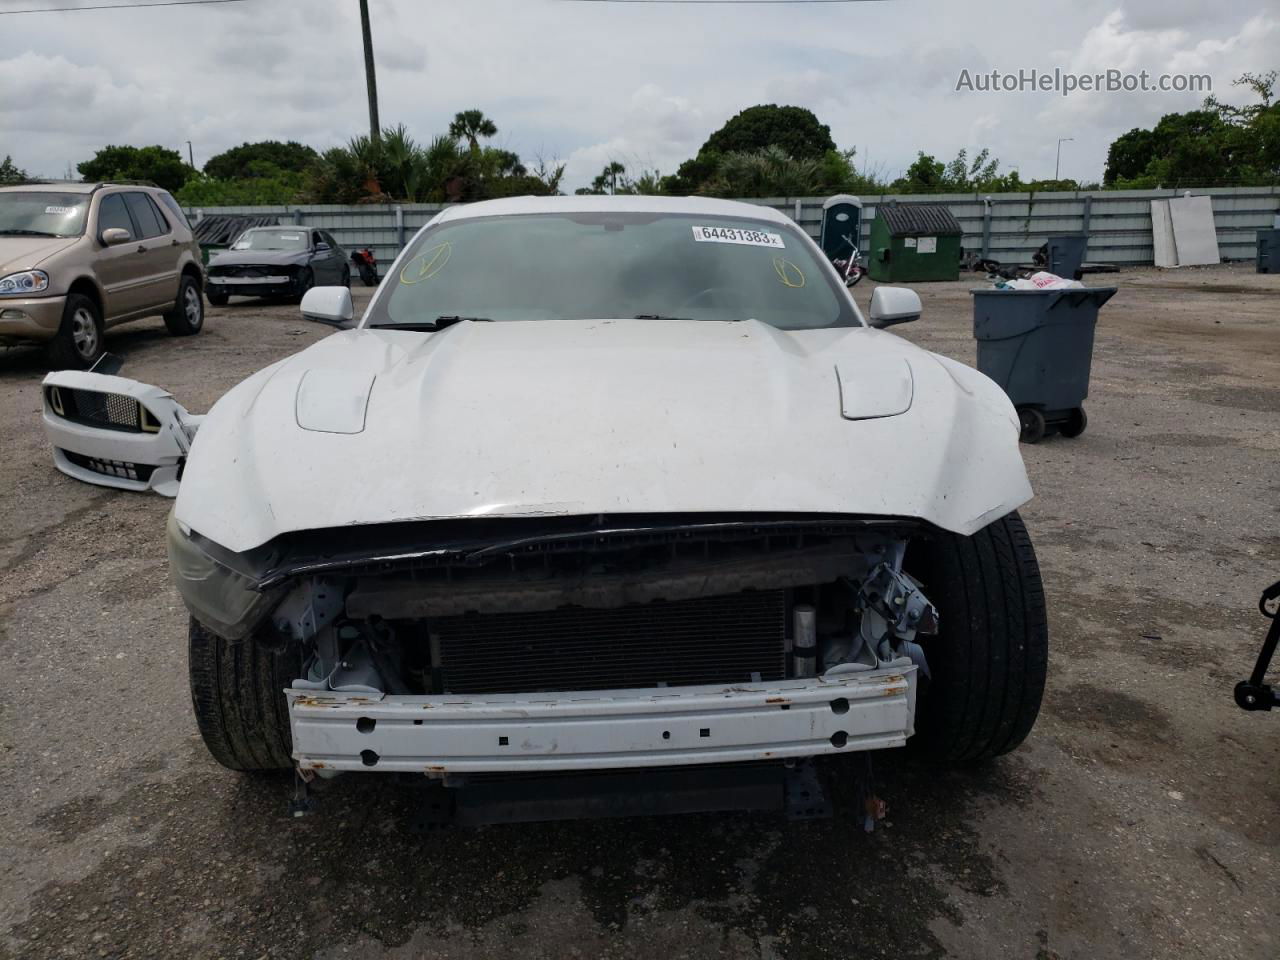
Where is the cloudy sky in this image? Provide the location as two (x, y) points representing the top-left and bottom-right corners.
(1, 0), (1276, 191)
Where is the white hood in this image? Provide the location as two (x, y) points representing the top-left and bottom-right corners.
(174, 318), (1031, 553)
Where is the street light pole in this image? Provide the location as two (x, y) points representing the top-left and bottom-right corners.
(185, 140), (195, 169)
(359, 0), (380, 143)
(1055, 137), (1073, 180)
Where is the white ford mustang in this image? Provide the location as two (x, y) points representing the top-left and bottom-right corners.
(43, 196), (1046, 819)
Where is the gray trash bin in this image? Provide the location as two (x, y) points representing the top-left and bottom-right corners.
(1257, 229), (1280, 274)
(970, 286), (1117, 443)
(1045, 234), (1088, 280)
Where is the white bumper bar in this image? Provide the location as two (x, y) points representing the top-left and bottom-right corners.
(287, 667), (917, 774)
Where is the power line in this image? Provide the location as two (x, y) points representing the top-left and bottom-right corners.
(0, 0), (249, 14)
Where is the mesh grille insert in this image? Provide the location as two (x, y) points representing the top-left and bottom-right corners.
(51, 388), (141, 432)
(435, 590), (788, 694)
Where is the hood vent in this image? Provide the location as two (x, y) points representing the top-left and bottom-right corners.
(295, 369), (375, 434)
(835, 357), (914, 420)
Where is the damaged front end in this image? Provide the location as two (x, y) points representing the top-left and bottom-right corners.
(170, 514), (939, 775)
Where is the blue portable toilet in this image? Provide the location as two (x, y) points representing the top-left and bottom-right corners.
(819, 194), (863, 261)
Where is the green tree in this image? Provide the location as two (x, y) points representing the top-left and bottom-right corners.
(448, 110), (498, 153)
(203, 140), (318, 180)
(703, 105), (835, 159)
(1103, 70), (1279, 188)
(77, 144), (193, 192)
(598, 161), (627, 194)
(668, 104), (836, 194)
(0, 155), (30, 185)
(615, 168), (665, 195)
(1103, 127), (1159, 185)
(176, 171), (306, 206)
(702, 146), (824, 198)
(303, 119), (558, 203)
(891, 148), (1018, 193)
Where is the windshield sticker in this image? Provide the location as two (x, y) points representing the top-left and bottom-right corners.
(772, 257), (806, 288)
(400, 241), (453, 285)
(692, 225), (785, 248)
(45, 205), (77, 215)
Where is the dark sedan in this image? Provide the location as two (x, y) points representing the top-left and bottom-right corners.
(205, 227), (349, 305)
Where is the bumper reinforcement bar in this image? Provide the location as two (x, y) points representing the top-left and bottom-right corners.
(287, 668), (917, 774)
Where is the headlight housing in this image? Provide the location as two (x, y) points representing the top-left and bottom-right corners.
(0, 270), (50, 297)
(167, 511), (276, 639)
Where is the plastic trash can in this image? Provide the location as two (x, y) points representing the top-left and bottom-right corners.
(970, 286), (1117, 443)
(1257, 229), (1280, 274)
(1045, 234), (1088, 280)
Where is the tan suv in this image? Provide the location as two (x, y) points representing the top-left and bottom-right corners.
(0, 181), (205, 368)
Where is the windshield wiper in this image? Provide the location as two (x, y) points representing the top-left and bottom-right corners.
(368, 316), (493, 332)
(0, 229), (61, 237)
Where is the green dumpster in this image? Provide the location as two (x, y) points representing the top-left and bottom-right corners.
(1258, 229), (1280, 274)
(867, 202), (963, 283)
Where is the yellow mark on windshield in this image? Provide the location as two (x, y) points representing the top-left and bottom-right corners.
(772, 257), (806, 288)
(400, 241), (453, 285)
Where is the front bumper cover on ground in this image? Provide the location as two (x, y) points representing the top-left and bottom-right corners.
(287, 667), (917, 774)
(41, 371), (203, 497)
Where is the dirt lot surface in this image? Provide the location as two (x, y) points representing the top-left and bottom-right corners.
(1, 264), (1277, 960)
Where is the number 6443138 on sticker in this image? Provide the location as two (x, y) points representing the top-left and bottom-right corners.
(692, 225), (785, 248)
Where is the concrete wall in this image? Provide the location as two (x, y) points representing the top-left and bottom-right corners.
(188, 186), (1280, 269)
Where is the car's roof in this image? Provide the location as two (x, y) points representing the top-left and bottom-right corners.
(0, 181), (162, 194)
(435, 194), (793, 225)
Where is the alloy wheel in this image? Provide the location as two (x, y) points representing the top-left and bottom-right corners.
(72, 307), (99, 360)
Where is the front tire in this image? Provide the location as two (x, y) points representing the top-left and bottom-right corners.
(189, 618), (296, 771)
(907, 511), (1048, 764)
(164, 273), (204, 336)
(46, 293), (104, 369)
(206, 288), (229, 307)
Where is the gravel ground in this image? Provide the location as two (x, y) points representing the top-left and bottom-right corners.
(0, 264), (1277, 960)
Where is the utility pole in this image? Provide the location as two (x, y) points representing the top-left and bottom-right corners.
(186, 140), (195, 168)
(1055, 137), (1073, 180)
(359, 0), (380, 142)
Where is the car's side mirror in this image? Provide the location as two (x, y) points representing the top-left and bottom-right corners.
(868, 286), (922, 328)
(101, 227), (132, 247)
(300, 286), (354, 328)
(314, 242), (331, 253)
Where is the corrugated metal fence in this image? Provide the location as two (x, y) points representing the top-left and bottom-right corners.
(188, 186), (1279, 268)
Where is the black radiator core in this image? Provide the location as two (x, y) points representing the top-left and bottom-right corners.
(434, 590), (788, 694)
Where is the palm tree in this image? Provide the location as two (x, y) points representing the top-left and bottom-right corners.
(448, 110), (498, 153)
(602, 161), (626, 194)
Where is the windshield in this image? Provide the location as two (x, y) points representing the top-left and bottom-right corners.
(368, 212), (858, 330)
(0, 192), (89, 238)
(232, 228), (309, 251)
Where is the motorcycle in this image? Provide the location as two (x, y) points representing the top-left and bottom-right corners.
(830, 234), (865, 287)
(350, 248), (379, 287)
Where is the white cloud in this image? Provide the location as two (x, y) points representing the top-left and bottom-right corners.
(1, 0), (1274, 189)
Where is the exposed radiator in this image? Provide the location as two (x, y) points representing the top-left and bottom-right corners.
(434, 590), (788, 694)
